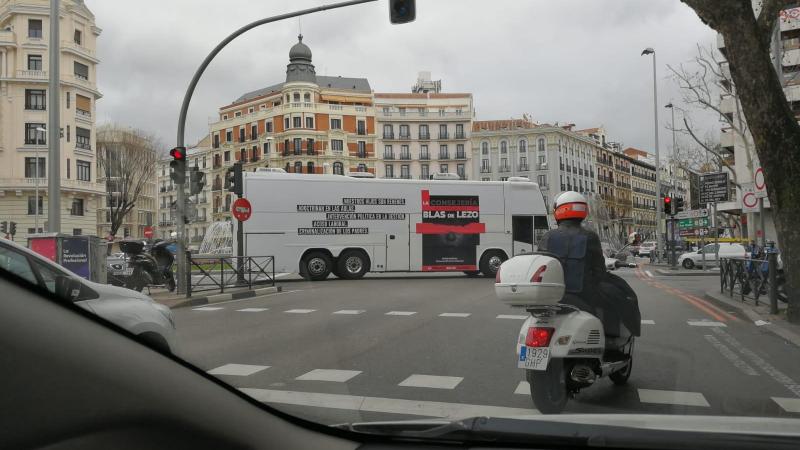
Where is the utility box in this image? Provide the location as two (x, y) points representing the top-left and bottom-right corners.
(28, 234), (107, 283)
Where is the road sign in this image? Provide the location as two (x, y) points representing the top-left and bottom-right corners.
(741, 182), (760, 213)
(231, 197), (252, 222)
(700, 172), (729, 203)
(675, 208), (708, 220)
(143, 226), (154, 239)
(678, 217), (709, 229)
(754, 166), (768, 198)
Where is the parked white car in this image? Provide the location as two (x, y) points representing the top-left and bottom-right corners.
(678, 243), (746, 269)
(0, 239), (176, 353)
(638, 241), (656, 257)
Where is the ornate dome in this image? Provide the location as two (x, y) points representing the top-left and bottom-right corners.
(289, 35), (312, 62)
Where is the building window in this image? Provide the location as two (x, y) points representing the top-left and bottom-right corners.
(421, 164), (429, 179)
(438, 124), (447, 139)
(331, 118), (342, 129)
(384, 145), (393, 159)
(76, 160), (91, 181)
(456, 124), (464, 138)
(28, 19), (42, 38)
(25, 157), (46, 178)
(357, 141), (366, 158)
(306, 116), (314, 129)
(307, 162), (315, 174)
(439, 144), (448, 159)
(383, 124), (393, 139)
(500, 141), (508, 154)
(331, 139), (344, 152)
(265, 120), (273, 133)
(25, 89), (46, 110)
(225, 130), (232, 142)
(76, 127), (91, 150)
(70, 198), (84, 216)
(66, 158), (70, 179)
(74, 29), (82, 45)
(28, 54), (42, 71)
(481, 159), (490, 171)
(481, 142), (488, 155)
(213, 134), (220, 148)
(238, 128), (245, 142)
(27, 196), (43, 215)
(293, 92), (301, 102)
(457, 164), (465, 179)
(401, 164), (410, 179)
(234, 111), (241, 118)
(251, 124), (257, 140)
(284, 117), (290, 129)
(224, 151), (230, 162)
(538, 174), (547, 186)
(399, 124), (410, 138)
(304, 92), (311, 103)
(202, 156), (207, 168)
(294, 161), (302, 173)
(293, 116), (302, 128)
(420, 144), (429, 159)
(440, 164), (448, 173)
(74, 62), (89, 81)
(519, 156), (528, 170)
(263, 142), (270, 154)
(385, 164), (394, 178)
(293, 138), (302, 154)
(357, 163), (368, 172)
(66, 91), (71, 109)
(420, 124), (429, 139)
(333, 162), (344, 175)
(307, 138), (315, 154)
(25, 123), (46, 145)
(538, 138), (545, 152)
(456, 144), (465, 158)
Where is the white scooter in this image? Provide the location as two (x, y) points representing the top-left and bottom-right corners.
(495, 253), (634, 414)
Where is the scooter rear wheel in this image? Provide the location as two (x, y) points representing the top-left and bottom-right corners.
(610, 340), (634, 386)
(527, 360), (568, 414)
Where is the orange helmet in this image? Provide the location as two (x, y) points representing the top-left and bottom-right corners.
(554, 191), (588, 222)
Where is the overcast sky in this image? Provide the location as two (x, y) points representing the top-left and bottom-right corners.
(88, 0), (717, 154)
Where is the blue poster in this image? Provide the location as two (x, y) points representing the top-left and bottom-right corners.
(62, 237), (90, 279)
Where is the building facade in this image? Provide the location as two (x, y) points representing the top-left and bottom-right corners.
(470, 119), (599, 208)
(208, 35), (376, 222)
(374, 72), (473, 180)
(0, 0), (102, 243)
(612, 152), (632, 228)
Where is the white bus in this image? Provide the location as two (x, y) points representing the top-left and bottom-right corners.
(238, 173), (551, 280)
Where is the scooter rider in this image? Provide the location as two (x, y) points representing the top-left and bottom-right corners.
(536, 191), (606, 313)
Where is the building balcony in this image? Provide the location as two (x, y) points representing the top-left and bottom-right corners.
(399, 153), (411, 160)
(518, 164), (529, 171)
(61, 40), (97, 62)
(615, 164), (627, 172)
(454, 132), (466, 139)
(383, 133), (395, 140)
(383, 153), (396, 160)
(400, 174), (412, 179)
(419, 132), (430, 140)
(76, 108), (91, 120)
(419, 153), (430, 160)
(159, 220), (174, 227)
(438, 132), (449, 139)
(720, 128), (735, 149)
(16, 70), (47, 80)
(0, 29), (15, 46)
(720, 94), (736, 115)
(455, 152), (467, 160)
(399, 133), (411, 139)
(499, 165), (511, 173)
(438, 153), (450, 160)
(480, 166), (492, 173)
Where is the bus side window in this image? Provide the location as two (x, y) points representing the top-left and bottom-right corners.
(534, 215), (549, 245)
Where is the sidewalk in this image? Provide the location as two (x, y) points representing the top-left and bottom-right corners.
(704, 289), (800, 348)
(147, 285), (282, 309)
(654, 267), (719, 277)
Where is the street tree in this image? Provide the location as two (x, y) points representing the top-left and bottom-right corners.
(681, 0), (800, 322)
(96, 124), (159, 241)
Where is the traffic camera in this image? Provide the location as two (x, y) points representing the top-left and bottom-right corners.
(389, 0), (415, 24)
(225, 162), (243, 197)
(663, 196), (673, 216)
(169, 146), (187, 184)
(189, 167), (206, 196)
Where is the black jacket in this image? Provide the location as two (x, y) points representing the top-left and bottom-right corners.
(537, 219), (606, 296)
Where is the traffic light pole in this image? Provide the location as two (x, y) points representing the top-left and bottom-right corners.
(173, 0), (377, 295)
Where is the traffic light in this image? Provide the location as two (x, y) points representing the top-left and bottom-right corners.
(663, 196), (673, 216)
(9, 221), (17, 236)
(0, 221), (6, 235)
(675, 197), (685, 213)
(389, 0), (416, 24)
(189, 167), (206, 195)
(225, 162), (243, 197)
(169, 146), (187, 184)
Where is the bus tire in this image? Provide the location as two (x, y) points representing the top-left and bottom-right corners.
(302, 251), (332, 281)
(479, 250), (507, 278)
(337, 249), (369, 280)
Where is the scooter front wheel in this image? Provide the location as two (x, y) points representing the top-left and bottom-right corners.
(527, 360), (568, 414)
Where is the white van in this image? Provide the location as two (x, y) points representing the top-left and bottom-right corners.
(239, 172), (552, 280)
(678, 242), (746, 269)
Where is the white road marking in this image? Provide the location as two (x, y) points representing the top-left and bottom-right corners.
(641, 319), (655, 325)
(772, 397), (800, 413)
(274, 273), (292, 278)
(295, 369), (362, 382)
(497, 314), (529, 320)
(645, 270), (654, 278)
(237, 308), (268, 312)
(240, 388), (539, 418)
(703, 335), (758, 376)
(203, 289), (302, 307)
(192, 306), (224, 311)
(754, 320), (771, 326)
(208, 363), (269, 376)
(333, 309), (365, 315)
(399, 374), (463, 389)
(439, 313), (471, 318)
(637, 389), (710, 407)
(386, 311), (417, 316)
(284, 309), (316, 314)
(688, 320), (727, 327)
(514, 381), (530, 395)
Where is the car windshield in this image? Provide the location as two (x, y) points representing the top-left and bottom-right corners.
(4, 0), (800, 444)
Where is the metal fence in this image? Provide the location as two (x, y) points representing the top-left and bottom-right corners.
(186, 253), (275, 297)
(720, 256), (779, 314)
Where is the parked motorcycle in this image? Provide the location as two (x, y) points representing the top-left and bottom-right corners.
(495, 253), (637, 414)
(118, 239), (176, 292)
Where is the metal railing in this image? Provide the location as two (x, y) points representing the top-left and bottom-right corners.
(720, 256), (780, 313)
(186, 253), (275, 297)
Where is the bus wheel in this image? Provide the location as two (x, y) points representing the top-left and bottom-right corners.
(303, 251), (332, 281)
(337, 250), (369, 280)
(479, 250), (507, 278)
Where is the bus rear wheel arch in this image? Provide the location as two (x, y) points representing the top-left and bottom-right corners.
(336, 249), (370, 280)
(479, 250), (507, 278)
(300, 250), (333, 281)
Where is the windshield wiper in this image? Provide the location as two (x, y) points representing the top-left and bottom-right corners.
(336, 416), (800, 449)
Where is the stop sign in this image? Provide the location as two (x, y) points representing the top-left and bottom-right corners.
(143, 226), (154, 239)
(231, 197), (252, 222)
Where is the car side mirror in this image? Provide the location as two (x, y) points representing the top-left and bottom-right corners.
(55, 275), (82, 301)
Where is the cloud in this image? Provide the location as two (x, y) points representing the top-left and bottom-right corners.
(89, 0), (716, 153)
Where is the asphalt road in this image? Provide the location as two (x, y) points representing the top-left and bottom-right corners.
(171, 264), (800, 424)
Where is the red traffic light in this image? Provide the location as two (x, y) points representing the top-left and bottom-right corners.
(664, 196), (672, 204)
(170, 146), (187, 160)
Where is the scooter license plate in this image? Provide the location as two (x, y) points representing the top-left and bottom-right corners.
(518, 346), (550, 371)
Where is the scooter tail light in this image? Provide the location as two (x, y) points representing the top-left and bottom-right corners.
(526, 327), (555, 347)
(495, 267), (501, 283)
(530, 264), (547, 283)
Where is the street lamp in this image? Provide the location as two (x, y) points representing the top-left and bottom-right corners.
(642, 47), (662, 262)
(665, 103), (678, 269)
(35, 126), (46, 232)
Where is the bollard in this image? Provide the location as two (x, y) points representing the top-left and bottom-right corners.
(768, 252), (778, 315)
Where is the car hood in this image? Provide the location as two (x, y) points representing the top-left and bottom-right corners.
(84, 279), (154, 303)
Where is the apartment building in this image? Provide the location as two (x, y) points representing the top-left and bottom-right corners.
(0, 0), (102, 243)
(208, 35), (376, 221)
(374, 72), (473, 180)
(470, 119), (599, 208)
